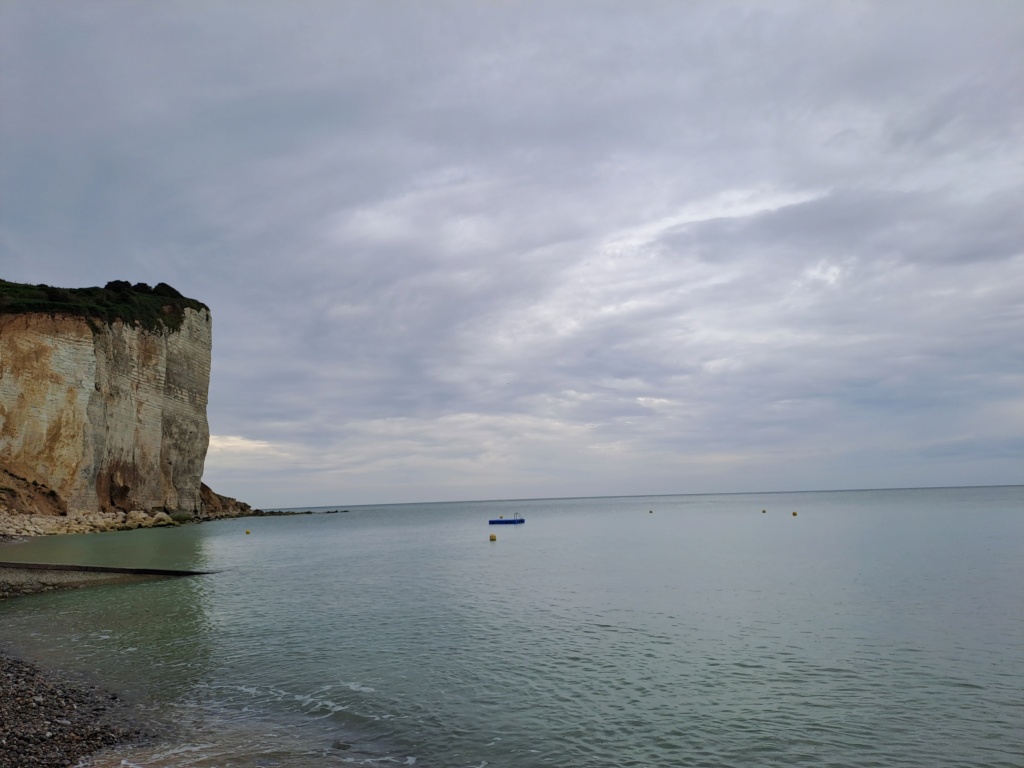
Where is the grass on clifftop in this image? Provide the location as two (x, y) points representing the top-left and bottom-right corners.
(0, 278), (208, 333)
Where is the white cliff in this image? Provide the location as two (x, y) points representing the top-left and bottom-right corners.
(0, 299), (213, 529)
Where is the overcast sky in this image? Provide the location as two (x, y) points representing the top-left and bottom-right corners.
(2, 1), (1022, 507)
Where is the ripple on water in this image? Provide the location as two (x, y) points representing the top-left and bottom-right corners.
(3, 487), (1023, 767)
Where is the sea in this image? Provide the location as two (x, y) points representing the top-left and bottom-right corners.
(1, 486), (1022, 768)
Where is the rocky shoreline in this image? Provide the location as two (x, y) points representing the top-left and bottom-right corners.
(0, 471), (259, 538)
(0, 650), (149, 768)
(0, 505), (343, 539)
(0, 509), (179, 538)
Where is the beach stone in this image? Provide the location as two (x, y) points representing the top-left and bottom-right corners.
(0, 652), (148, 768)
(151, 511), (175, 527)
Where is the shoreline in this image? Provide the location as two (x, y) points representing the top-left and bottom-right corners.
(0, 646), (151, 768)
(0, 505), (327, 541)
(0, 538), (161, 766)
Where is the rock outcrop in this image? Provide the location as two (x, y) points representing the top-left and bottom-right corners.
(0, 280), (254, 534)
(198, 482), (254, 520)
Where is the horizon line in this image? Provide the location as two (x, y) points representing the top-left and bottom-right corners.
(265, 482), (1022, 512)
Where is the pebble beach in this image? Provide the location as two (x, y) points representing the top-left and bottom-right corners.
(0, 651), (147, 768)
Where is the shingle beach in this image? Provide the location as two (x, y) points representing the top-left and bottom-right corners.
(0, 651), (147, 768)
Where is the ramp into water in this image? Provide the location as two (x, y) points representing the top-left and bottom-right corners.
(0, 561), (216, 599)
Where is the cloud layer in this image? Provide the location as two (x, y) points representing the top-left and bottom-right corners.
(3, 1), (1022, 505)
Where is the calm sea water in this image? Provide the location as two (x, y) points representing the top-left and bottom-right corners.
(1, 486), (1022, 767)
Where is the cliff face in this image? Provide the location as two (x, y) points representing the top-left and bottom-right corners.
(0, 308), (211, 517)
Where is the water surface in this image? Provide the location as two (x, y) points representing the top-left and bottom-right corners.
(2, 486), (1022, 766)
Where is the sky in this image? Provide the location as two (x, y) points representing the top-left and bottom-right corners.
(1, 1), (1022, 508)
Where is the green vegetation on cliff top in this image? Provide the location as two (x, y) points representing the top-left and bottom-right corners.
(0, 278), (208, 333)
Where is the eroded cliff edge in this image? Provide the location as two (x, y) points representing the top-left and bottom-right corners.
(0, 279), (252, 535)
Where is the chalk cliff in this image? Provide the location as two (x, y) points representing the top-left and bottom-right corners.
(0, 280), (249, 535)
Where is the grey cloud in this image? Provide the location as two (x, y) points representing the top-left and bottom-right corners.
(2, 1), (1022, 504)
(666, 188), (1024, 267)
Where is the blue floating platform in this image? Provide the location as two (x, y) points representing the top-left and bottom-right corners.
(489, 514), (525, 525)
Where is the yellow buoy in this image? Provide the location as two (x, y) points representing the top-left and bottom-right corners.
(792, 511), (797, 517)
(489, 533), (497, 542)
(245, 529), (251, 534)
